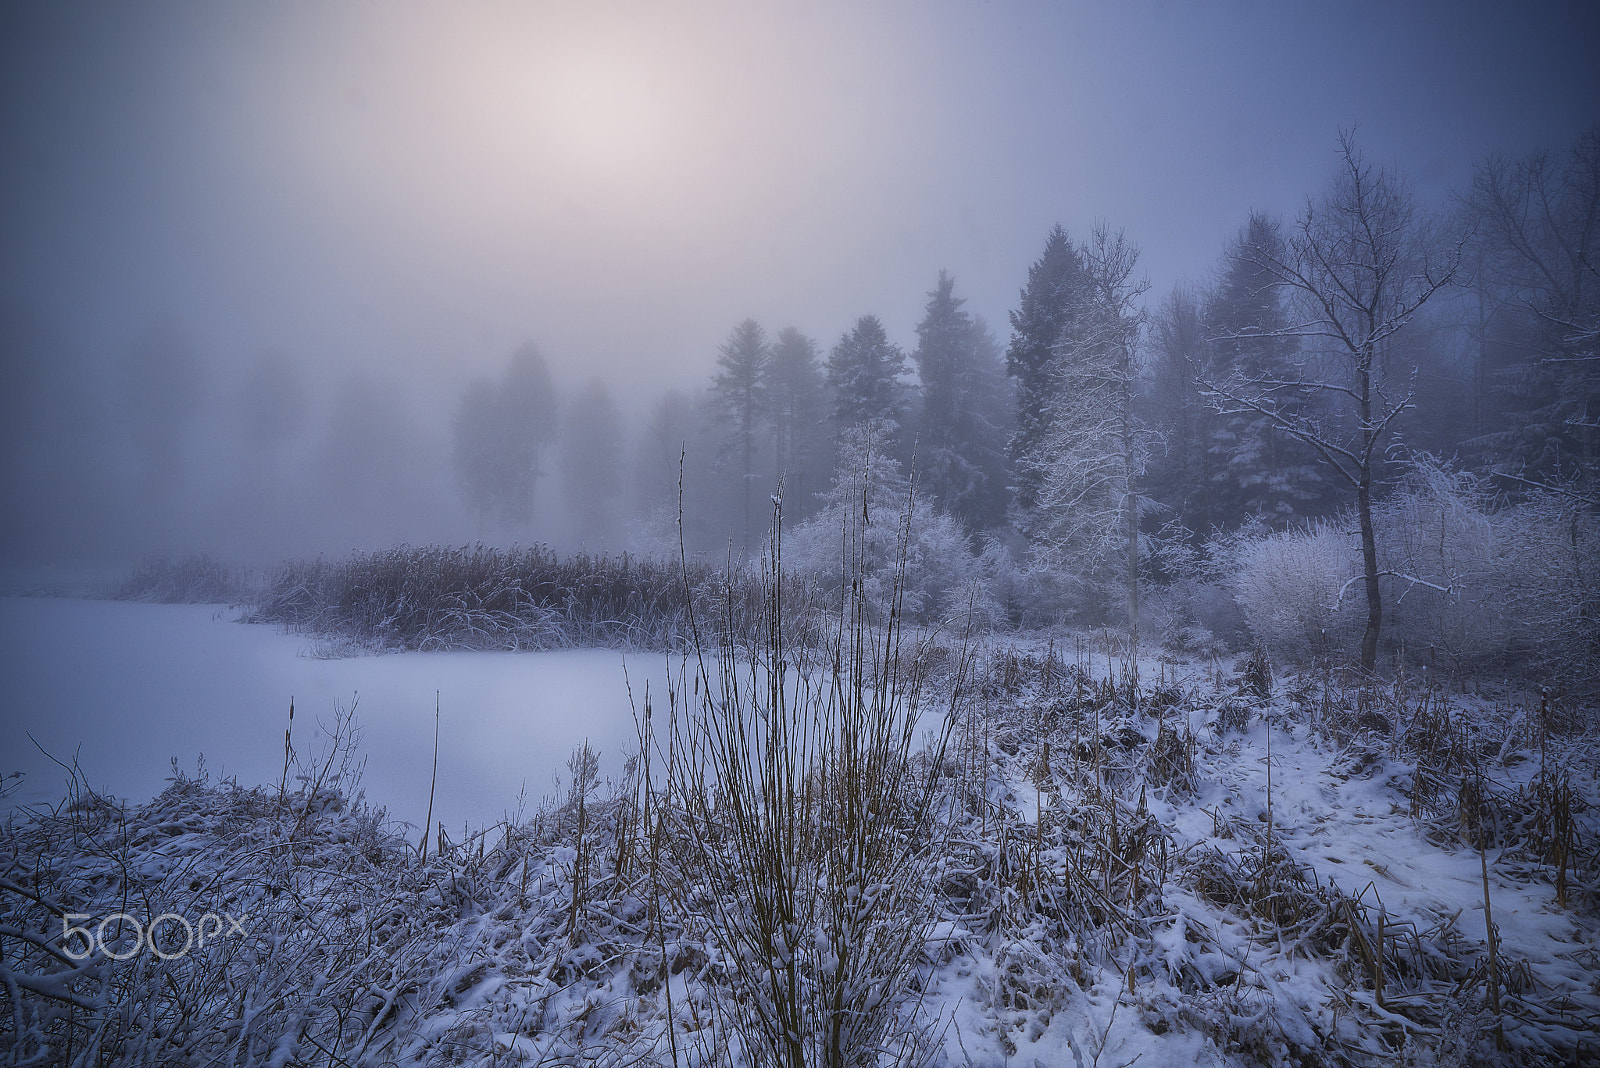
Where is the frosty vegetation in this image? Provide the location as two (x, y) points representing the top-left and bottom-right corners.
(6, 533), (1598, 1063)
(5, 127), (1600, 1065)
(11, 128), (1598, 696)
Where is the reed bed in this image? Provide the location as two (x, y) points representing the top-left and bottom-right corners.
(246, 544), (804, 654)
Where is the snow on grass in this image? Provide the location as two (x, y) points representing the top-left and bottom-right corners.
(3, 628), (1596, 1065)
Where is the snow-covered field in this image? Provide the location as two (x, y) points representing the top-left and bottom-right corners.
(0, 597), (647, 835)
(3, 603), (1597, 1066)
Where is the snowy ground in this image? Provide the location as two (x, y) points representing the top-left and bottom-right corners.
(2, 616), (1597, 1066)
(917, 650), (1600, 1066)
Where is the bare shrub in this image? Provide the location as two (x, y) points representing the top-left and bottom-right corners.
(0, 715), (430, 1067)
(654, 485), (967, 1067)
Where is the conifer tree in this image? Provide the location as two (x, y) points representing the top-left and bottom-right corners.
(1007, 225), (1089, 516)
(1463, 128), (1600, 503)
(558, 377), (625, 547)
(1141, 285), (1211, 547)
(766, 326), (829, 521)
(451, 343), (559, 533)
(912, 271), (1011, 532)
(709, 319), (770, 552)
(827, 314), (907, 438)
(1203, 213), (1333, 527)
(1034, 226), (1149, 628)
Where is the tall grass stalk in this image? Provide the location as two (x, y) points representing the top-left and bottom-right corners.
(420, 693), (439, 862)
(655, 478), (966, 1068)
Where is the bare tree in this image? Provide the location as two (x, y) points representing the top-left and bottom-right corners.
(1035, 225), (1149, 634)
(1203, 133), (1458, 672)
(1463, 128), (1600, 504)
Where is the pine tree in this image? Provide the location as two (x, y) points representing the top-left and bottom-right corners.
(1140, 285), (1211, 548)
(766, 326), (829, 521)
(451, 343), (559, 533)
(912, 271), (1011, 533)
(1007, 225), (1090, 515)
(630, 387), (728, 554)
(827, 314), (907, 437)
(709, 319), (770, 552)
(501, 344), (561, 504)
(1202, 213), (1332, 527)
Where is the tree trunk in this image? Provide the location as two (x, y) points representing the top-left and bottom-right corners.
(741, 413), (753, 554)
(1357, 476), (1381, 673)
(1123, 395), (1140, 654)
(1356, 338), (1382, 673)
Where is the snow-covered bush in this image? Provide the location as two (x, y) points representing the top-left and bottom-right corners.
(1374, 460), (1597, 692)
(1143, 581), (1235, 658)
(785, 424), (999, 628)
(1231, 519), (1363, 665)
(1375, 462), (1509, 670)
(1478, 492), (1599, 697)
(948, 532), (1085, 630)
(1229, 458), (1600, 692)
(1140, 524), (1251, 657)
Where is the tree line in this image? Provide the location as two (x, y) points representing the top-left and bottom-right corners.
(4, 127), (1594, 680)
(582, 127), (1594, 675)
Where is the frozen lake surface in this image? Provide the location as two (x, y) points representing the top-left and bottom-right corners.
(0, 598), (656, 838)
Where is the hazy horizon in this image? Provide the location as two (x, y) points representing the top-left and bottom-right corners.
(4, 1), (1597, 568)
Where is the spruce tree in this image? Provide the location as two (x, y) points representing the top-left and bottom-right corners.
(1007, 225), (1089, 515)
(558, 377), (625, 547)
(1033, 227), (1148, 628)
(451, 343), (559, 533)
(1202, 213), (1332, 528)
(1140, 285), (1212, 548)
(709, 319), (771, 553)
(827, 314), (907, 438)
(766, 326), (829, 520)
(913, 271), (1011, 532)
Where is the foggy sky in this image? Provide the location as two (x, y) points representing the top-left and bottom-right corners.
(5, 2), (1595, 392)
(2, 1), (1598, 565)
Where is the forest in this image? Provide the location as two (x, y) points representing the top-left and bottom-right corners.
(6, 128), (1596, 696)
